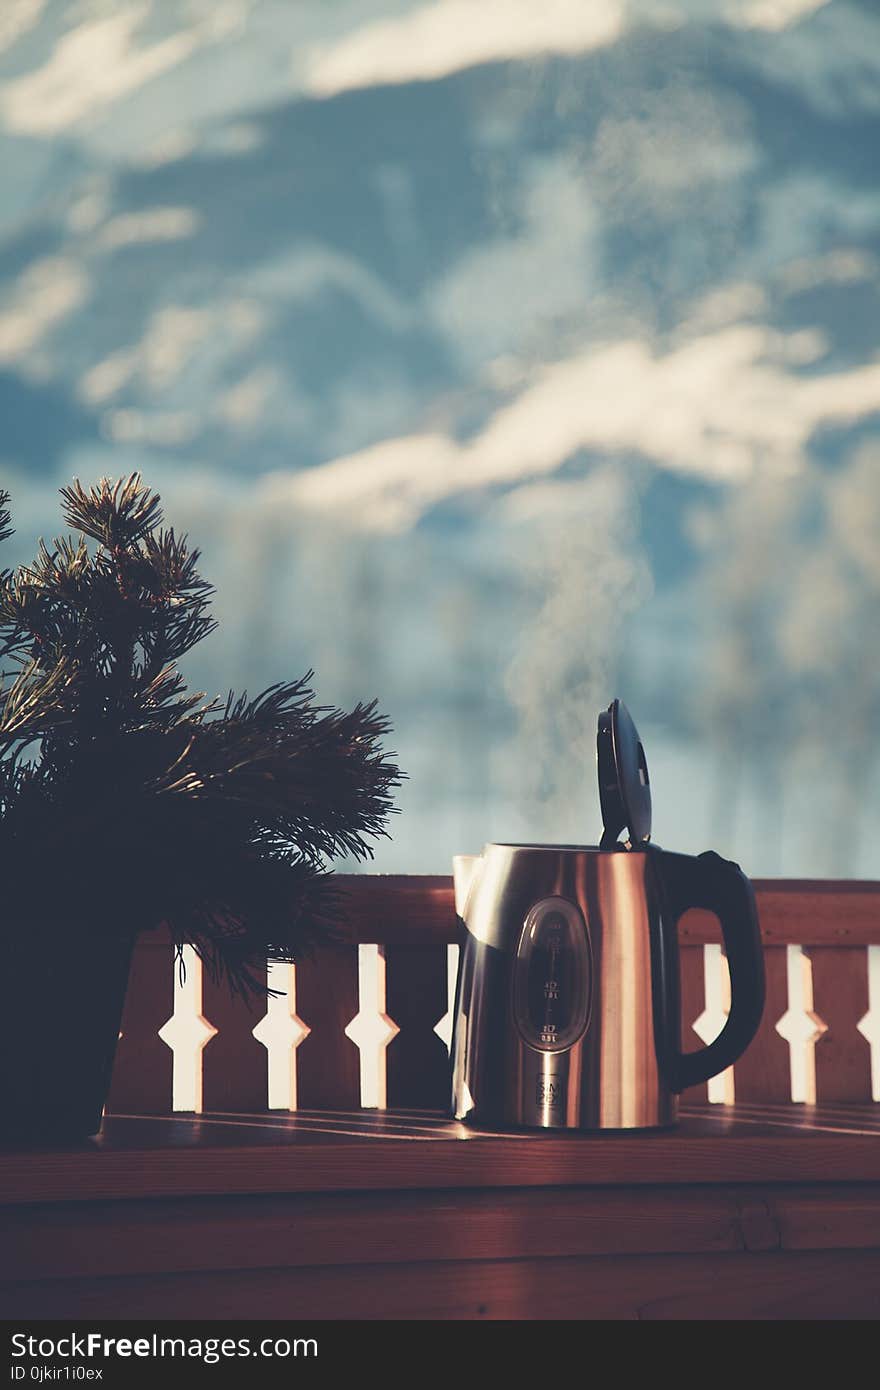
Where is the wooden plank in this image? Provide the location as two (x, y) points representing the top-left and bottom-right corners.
(10, 1183), (880, 1286)
(762, 882), (880, 946)
(105, 937), (173, 1116)
(5, 1108), (880, 1205)
(201, 965), (267, 1114)
(385, 943), (450, 1110)
(4, 1248), (880, 1320)
(679, 944), (708, 1103)
(0, 1186), (748, 1283)
(732, 946), (790, 1103)
(294, 945), (360, 1109)
(334, 875), (459, 944)
(123, 877), (880, 954)
(669, 881), (878, 948)
(675, 880), (880, 947)
(330, 875), (880, 946)
(808, 947), (872, 1103)
(770, 1187), (880, 1252)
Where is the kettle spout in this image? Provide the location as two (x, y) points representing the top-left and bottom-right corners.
(452, 854), (483, 919)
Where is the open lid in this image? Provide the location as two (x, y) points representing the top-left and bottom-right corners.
(597, 698), (652, 848)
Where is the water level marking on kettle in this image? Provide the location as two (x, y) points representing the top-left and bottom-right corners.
(513, 897), (592, 1053)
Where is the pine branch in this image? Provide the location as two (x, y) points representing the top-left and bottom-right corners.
(0, 478), (404, 999)
(155, 678), (401, 863)
(59, 473), (163, 548)
(0, 491), (12, 545)
(0, 656), (75, 755)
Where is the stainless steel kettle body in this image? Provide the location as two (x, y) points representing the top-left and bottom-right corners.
(450, 842), (764, 1131)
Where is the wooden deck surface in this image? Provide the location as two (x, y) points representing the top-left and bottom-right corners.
(3, 1104), (880, 1319)
(3, 1104), (880, 1205)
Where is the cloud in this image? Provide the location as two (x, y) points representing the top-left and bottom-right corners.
(725, 0), (829, 31)
(425, 155), (601, 369)
(77, 303), (221, 405)
(264, 324), (880, 529)
(305, 0), (625, 96)
(732, 1), (880, 116)
(98, 206), (201, 250)
(591, 85), (758, 212)
(0, 9), (200, 136)
(757, 175), (880, 276)
(248, 245), (413, 335)
(0, 0), (46, 57)
(304, 0), (835, 99)
(0, 257), (88, 364)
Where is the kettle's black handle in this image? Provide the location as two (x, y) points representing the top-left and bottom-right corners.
(654, 849), (765, 1093)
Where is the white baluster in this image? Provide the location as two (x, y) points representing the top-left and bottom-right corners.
(857, 945), (880, 1103)
(252, 960), (311, 1110)
(344, 944), (399, 1108)
(158, 945), (217, 1112)
(693, 944), (734, 1104)
(776, 944), (827, 1103)
(434, 944), (460, 1053)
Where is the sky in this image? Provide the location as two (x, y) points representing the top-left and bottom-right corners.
(0, 0), (878, 877)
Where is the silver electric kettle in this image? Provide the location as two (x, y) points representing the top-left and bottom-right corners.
(449, 700), (765, 1130)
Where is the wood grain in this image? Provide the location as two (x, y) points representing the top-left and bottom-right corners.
(8, 1183), (880, 1286)
(294, 945), (360, 1109)
(4, 1108), (880, 1205)
(770, 1187), (880, 1252)
(808, 947), (873, 1103)
(4, 1248), (880, 1320)
(201, 965), (267, 1114)
(328, 874), (880, 946)
(116, 876), (880, 955)
(333, 875), (458, 944)
(744, 882), (880, 947)
(0, 1187), (747, 1283)
(733, 946), (791, 1103)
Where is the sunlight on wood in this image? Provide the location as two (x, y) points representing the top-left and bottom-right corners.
(776, 944), (827, 1103)
(433, 944), (460, 1053)
(693, 944), (734, 1104)
(856, 946), (880, 1103)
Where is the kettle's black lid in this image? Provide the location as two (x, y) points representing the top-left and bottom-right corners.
(597, 698), (652, 848)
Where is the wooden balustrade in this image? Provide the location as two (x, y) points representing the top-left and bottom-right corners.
(105, 875), (880, 1117)
(7, 873), (880, 1322)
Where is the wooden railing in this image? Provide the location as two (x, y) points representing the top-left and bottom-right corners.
(106, 876), (880, 1117)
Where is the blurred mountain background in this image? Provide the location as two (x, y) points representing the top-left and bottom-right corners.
(1, 0), (879, 875)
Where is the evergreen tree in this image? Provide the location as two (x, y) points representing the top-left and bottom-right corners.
(0, 475), (401, 997)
